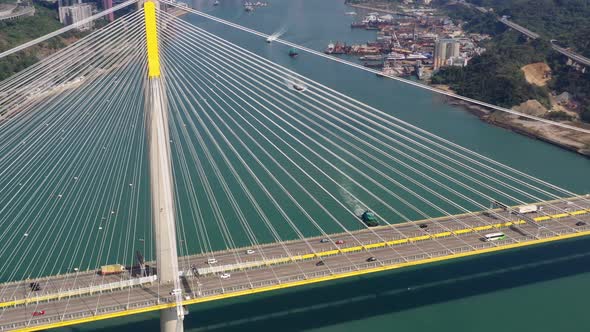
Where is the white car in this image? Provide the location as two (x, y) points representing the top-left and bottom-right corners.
(170, 288), (182, 296)
(220, 273), (231, 279)
(207, 258), (218, 264)
(246, 249), (255, 255)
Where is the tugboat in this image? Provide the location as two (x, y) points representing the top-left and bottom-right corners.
(288, 48), (299, 57)
(361, 210), (379, 227)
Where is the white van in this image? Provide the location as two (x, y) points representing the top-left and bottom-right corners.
(207, 258), (218, 264)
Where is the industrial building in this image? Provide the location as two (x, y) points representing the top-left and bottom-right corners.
(433, 38), (460, 70)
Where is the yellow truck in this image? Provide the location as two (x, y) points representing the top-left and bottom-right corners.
(99, 264), (125, 275)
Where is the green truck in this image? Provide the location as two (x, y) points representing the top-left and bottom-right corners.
(361, 210), (379, 227)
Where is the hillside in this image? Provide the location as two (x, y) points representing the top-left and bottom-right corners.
(464, 0), (590, 58)
(431, 32), (552, 109)
(521, 63), (551, 87)
(0, 4), (84, 80)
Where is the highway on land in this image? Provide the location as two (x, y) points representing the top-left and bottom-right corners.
(461, 1), (590, 67)
(1, 197), (590, 331)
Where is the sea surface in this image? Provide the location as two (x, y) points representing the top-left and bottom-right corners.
(56, 0), (590, 331)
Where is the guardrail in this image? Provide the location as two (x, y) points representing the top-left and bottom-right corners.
(0, 275), (157, 309)
(2, 226), (590, 330)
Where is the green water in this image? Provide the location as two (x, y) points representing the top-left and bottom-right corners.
(56, 0), (590, 331)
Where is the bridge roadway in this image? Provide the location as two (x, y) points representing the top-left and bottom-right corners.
(1, 197), (590, 331)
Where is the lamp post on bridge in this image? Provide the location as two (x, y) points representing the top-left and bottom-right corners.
(143, 2), (184, 332)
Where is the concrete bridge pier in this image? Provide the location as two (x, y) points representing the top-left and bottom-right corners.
(144, 2), (184, 332)
(161, 308), (182, 332)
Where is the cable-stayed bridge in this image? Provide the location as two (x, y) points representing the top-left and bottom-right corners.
(0, 1), (589, 331)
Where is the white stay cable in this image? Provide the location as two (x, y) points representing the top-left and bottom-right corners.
(159, 0), (590, 135)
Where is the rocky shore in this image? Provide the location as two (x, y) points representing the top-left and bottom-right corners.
(432, 85), (590, 157)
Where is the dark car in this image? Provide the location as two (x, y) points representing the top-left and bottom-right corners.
(29, 282), (41, 291)
(320, 238), (329, 243)
(367, 257), (377, 262)
(576, 221), (586, 226)
(419, 224), (428, 229)
(316, 261), (325, 266)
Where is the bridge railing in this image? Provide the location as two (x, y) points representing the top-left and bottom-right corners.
(4, 226), (590, 330)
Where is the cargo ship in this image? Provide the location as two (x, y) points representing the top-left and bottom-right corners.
(359, 55), (383, 61)
(361, 210), (379, 227)
(386, 52), (405, 61)
(405, 53), (428, 60)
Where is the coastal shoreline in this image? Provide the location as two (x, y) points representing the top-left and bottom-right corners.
(438, 93), (590, 158)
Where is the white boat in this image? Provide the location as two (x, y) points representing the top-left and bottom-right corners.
(326, 42), (335, 53)
(345, 11), (356, 15)
(406, 53), (428, 60)
(387, 52), (405, 61)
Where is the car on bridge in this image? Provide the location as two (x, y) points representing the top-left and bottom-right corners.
(335, 240), (345, 244)
(320, 238), (329, 243)
(32, 310), (45, 317)
(220, 273), (231, 279)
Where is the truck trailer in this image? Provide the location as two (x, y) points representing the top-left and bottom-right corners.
(99, 264), (126, 275)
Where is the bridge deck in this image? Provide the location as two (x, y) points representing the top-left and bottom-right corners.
(1, 197), (590, 331)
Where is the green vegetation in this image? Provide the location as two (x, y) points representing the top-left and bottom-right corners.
(545, 111), (574, 121)
(583, 106), (590, 123)
(0, 4), (85, 80)
(549, 58), (590, 122)
(466, 0), (590, 58)
(0, 5), (62, 51)
(432, 32), (551, 109)
(432, 0), (590, 123)
(441, 5), (506, 36)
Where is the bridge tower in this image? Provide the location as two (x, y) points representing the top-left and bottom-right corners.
(144, 2), (184, 332)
